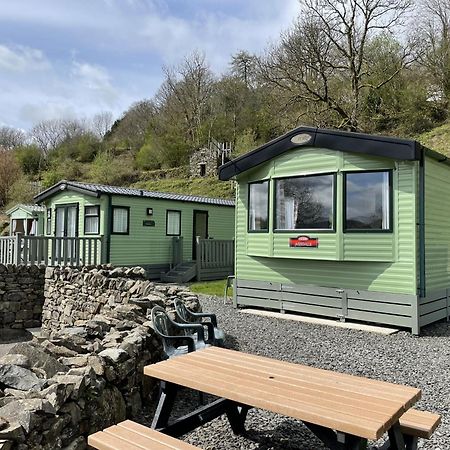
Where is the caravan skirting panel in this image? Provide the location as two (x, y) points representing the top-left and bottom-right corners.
(234, 279), (419, 333)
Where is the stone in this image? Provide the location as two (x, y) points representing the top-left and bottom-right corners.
(51, 375), (85, 400)
(0, 422), (24, 442)
(0, 365), (46, 392)
(62, 436), (86, 450)
(0, 439), (12, 450)
(58, 356), (89, 368)
(41, 340), (78, 358)
(41, 383), (72, 412)
(0, 355), (30, 369)
(8, 342), (68, 378)
(98, 348), (129, 364)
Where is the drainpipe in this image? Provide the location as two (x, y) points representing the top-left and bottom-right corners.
(418, 156), (426, 299)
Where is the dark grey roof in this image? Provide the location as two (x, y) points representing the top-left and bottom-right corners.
(218, 126), (445, 180)
(34, 180), (235, 207)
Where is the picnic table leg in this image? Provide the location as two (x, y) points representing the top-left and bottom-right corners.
(304, 423), (367, 450)
(386, 423), (407, 450)
(151, 381), (178, 429)
(225, 403), (250, 435)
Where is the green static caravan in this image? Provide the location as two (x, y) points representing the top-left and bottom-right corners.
(219, 126), (450, 334)
(34, 180), (235, 280)
(6, 204), (45, 236)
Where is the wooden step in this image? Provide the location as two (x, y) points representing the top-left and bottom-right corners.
(399, 409), (441, 439)
(88, 420), (201, 450)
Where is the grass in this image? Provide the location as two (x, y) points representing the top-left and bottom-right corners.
(417, 121), (450, 156)
(132, 177), (235, 200)
(189, 279), (230, 297)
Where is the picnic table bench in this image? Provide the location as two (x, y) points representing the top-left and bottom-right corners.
(143, 346), (439, 450)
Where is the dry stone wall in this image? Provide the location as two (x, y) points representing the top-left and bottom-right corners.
(0, 265), (45, 330)
(0, 265), (201, 449)
(43, 265), (199, 331)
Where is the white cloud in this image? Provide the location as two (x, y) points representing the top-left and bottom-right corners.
(71, 61), (119, 106)
(0, 44), (50, 72)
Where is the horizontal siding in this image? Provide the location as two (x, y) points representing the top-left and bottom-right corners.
(235, 151), (417, 295)
(343, 234), (394, 262)
(424, 157), (450, 291)
(272, 234), (337, 260)
(110, 196), (235, 265)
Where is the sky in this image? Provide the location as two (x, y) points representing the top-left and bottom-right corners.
(0, 0), (300, 132)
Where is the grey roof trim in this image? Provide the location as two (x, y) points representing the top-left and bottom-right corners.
(34, 180), (235, 207)
(218, 126), (433, 180)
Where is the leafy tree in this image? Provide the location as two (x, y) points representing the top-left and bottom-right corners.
(14, 144), (43, 174)
(0, 149), (22, 206)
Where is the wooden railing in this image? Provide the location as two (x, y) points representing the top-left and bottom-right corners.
(0, 234), (104, 266)
(196, 239), (234, 281)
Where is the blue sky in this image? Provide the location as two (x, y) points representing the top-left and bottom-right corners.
(0, 0), (299, 131)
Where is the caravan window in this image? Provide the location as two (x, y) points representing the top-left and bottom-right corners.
(275, 174), (334, 230)
(248, 181), (269, 232)
(344, 170), (392, 231)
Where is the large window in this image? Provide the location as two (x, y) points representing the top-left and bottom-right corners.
(248, 181), (269, 231)
(276, 174), (334, 230)
(344, 170), (391, 231)
(112, 206), (129, 234)
(166, 210), (181, 236)
(84, 205), (100, 235)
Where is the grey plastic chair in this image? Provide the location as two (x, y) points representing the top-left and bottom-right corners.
(151, 306), (209, 359)
(174, 299), (225, 347)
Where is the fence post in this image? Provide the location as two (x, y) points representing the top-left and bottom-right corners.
(196, 237), (201, 281)
(14, 233), (22, 266)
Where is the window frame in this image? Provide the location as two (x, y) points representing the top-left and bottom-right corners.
(247, 180), (270, 233)
(46, 208), (52, 235)
(343, 169), (393, 233)
(273, 172), (337, 233)
(166, 209), (182, 236)
(84, 205), (100, 235)
(111, 206), (130, 235)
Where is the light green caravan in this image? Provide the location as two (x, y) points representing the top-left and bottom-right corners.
(34, 181), (235, 281)
(6, 204), (45, 236)
(219, 126), (450, 334)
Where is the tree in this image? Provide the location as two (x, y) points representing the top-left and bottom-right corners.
(260, 0), (413, 131)
(230, 51), (257, 87)
(416, 0), (450, 103)
(0, 148), (22, 207)
(14, 144), (43, 174)
(156, 51), (215, 147)
(91, 111), (114, 139)
(0, 126), (26, 149)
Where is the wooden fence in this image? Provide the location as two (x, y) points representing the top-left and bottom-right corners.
(196, 239), (234, 281)
(0, 234), (103, 267)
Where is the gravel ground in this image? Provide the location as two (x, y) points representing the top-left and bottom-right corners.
(141, 295), (450, 449)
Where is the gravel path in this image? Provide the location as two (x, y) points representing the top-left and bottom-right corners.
(143, 295), (450, 449)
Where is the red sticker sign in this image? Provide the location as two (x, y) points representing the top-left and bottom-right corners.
(289, 235), (319, 248)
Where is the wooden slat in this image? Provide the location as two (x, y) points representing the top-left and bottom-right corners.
(144, 347), (421, 440)
(399, 409), (441, 439)
(88, 421), (201, 450)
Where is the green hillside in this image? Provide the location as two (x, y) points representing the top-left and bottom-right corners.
(132, 177), (235, 200)
(418, 122), (450, 156)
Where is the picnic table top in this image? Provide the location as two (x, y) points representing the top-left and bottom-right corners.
(144, 347), (421, 440)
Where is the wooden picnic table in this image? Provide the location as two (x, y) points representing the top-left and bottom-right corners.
(144, 347), (421, 450)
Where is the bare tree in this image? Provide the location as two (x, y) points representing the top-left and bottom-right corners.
(30, 119), (66, 156)
(91, 111), (114, 139)
(416, 0), (450, 101)
(0, 126), (26, 149)
(156, 51), (215, 146)
(260, 0), (413, 131)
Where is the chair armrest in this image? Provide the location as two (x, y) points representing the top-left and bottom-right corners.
(200, 321), (216, 344)
(154, 333), (197, 353)
(188, 311), (218, 327)
(173, 322), (206, 344)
